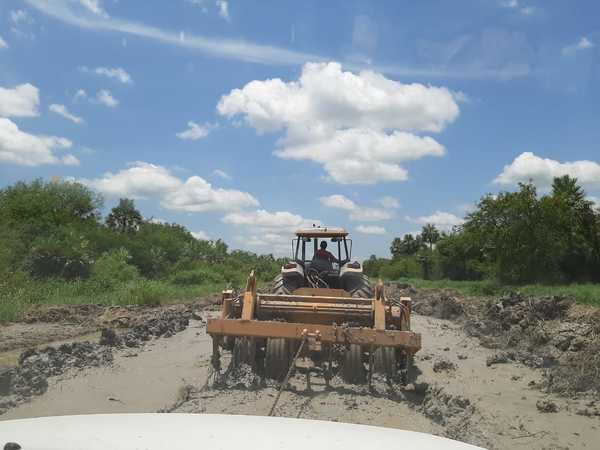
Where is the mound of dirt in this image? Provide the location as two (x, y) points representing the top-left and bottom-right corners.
(22, 304), (105, 324)
(0, 341), (114, 411)
(405, 286), (600, 396)
(107, 310), (191, 348)
(215, 364), (262, 390)
(432, 358), (456, 373)
(413, 295), (465, 320)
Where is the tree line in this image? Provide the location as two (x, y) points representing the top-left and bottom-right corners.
(364, 175), (600, 285)
(0, 179), (284, 289)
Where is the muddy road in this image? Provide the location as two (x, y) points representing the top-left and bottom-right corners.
(1, 290), (599, 450)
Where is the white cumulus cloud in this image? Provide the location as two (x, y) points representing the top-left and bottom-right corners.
(73, 89), (88, 102)
(224, 208), (320, 255)
(319, 194), (356, 211)
(494, 152), (600, 190)
(176, 121), (213, 140)
(414, 211), (464, 231)
(223, 209), (317, 231)
(0, 36), (8, 49)
(82, 161), (258, 213)
(62, 154), (81, 166)
(0, 84), (40, 118)
(319, 194), (392, 222)
(0, 118), (73, 166)
(356, 225), (386, 235)
(96, 89), (119, 107)
(218, 62), (457, 184)
(80, 66), (132, 83)
(191, 230), (210, 240)
(562, 37), (594, 56)
(49, 104), (84, 124)
(216, 0), (230, 21)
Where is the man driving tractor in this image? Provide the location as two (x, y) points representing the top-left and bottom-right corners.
(314, 240), (339, 263)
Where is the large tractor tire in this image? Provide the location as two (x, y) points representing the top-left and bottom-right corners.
(351, 274), (373, 299)
(271, 274), (291, 295)
(342, 344), (366, 384)
(265, 338), (291, 381)
(373, 347), (397, 380)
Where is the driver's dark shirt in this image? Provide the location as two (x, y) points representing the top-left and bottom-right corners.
(315, 249), (337, 262)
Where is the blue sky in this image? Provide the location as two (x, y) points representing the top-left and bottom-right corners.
(1, 0), (599, 260)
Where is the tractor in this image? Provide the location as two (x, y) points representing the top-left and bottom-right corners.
(207, 226), (421, 385)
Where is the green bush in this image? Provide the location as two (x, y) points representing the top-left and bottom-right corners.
(90, 248), (139, 289)
(379, 257), (422, 280)
(128, 280), (166, 306)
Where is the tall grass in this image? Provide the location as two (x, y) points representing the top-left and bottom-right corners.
(401, 278), (600, 308)
(0, 277), (226, 323)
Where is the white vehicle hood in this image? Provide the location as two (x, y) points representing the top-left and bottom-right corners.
(0, 413), (485, 450)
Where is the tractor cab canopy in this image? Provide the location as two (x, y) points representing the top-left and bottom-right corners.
(292, 226), (352, 266)
(295, 227), (348, 239)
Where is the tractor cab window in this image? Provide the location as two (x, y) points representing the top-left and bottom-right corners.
(292, 236), (352, 267)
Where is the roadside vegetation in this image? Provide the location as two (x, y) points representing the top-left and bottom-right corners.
(2, 175), (599, 322)
(364, 176), (600, 307)
(0, 179), (285, 322)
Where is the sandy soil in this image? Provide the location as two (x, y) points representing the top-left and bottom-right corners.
(1, 319), (210, 419)
(1, 294), (599, 450)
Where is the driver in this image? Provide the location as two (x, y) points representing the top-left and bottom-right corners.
(315, 241), (339, 263)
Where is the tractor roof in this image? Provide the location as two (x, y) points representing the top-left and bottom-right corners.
(295, 226), (348, 238)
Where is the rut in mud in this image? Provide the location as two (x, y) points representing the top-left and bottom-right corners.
(1, 287), (599, 450)
(0, 305), (198, 414)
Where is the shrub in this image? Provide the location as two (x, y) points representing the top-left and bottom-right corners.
(90, 248), (139, 289)
(128, 280), (165, 306)
(379, 257), (422, 280)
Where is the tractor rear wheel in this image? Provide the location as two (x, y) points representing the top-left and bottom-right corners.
(342, 344), (366, 384)
(351, 275), (373, 299)
(271, 274), (291, 295)
(265, 338), (291, 381)
(373, 347), (397, 380)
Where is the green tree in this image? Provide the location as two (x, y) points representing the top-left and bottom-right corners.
(0, 179), (103, 279)
(0, 179), (102, 237)
(421, 224), (441, 250)
(465, 183), (563, 283)
(391, 234), (424, 258)
(550, 175), (600, 281)
(106, 198), (143, 233)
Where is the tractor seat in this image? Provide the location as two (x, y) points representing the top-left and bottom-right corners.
(309, 257), (333, 273)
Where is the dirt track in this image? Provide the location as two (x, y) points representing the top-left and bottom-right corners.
(1, 290), (599, 450)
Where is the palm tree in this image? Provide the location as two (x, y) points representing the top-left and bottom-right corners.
(421, 224), (440, 250)
(552, 175), (586, 207)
